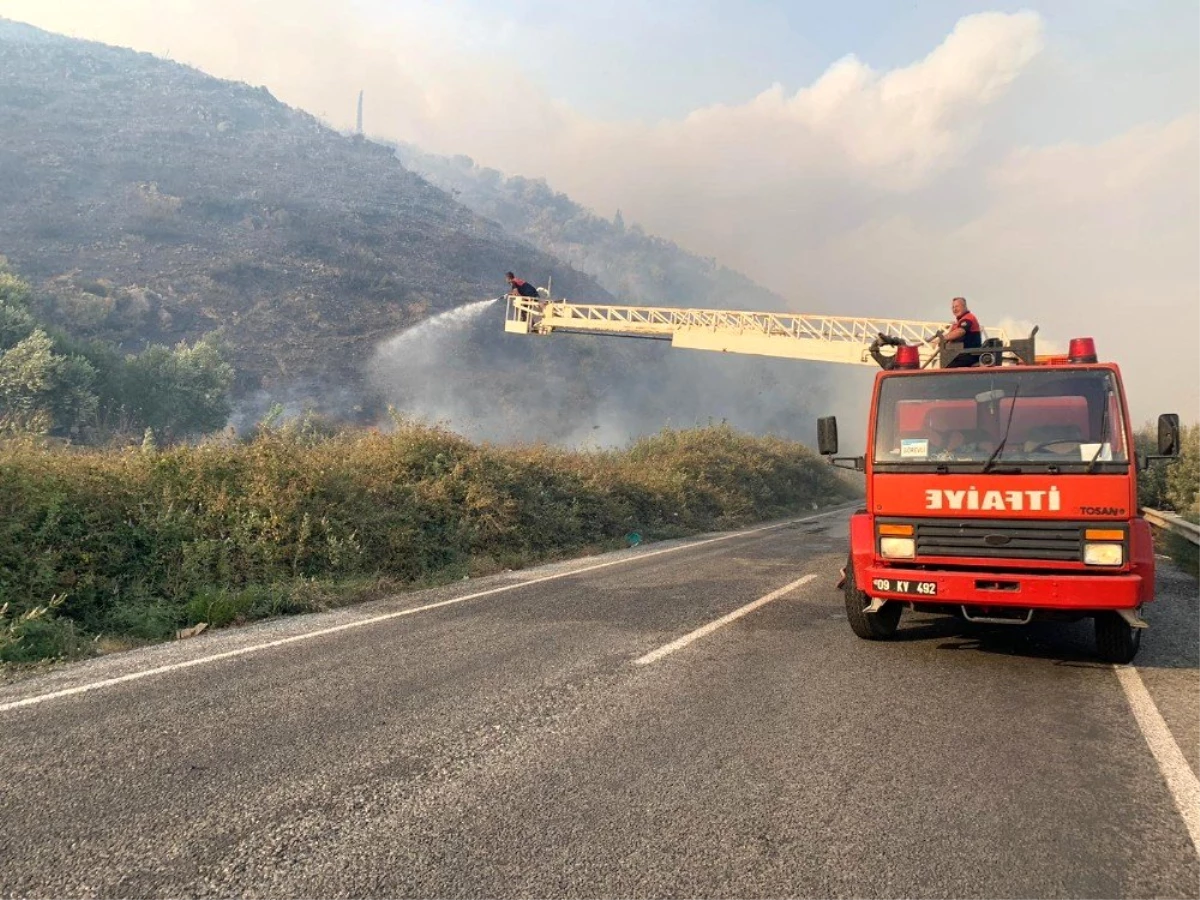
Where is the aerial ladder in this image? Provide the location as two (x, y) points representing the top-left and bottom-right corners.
(504, 295), (1011, 370)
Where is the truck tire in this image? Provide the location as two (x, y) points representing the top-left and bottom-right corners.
(844, 557), (901, 640)
(1094, 611), (1141, 664)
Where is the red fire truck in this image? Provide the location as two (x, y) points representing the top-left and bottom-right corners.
(503, 296), (1180, 663)
(818, 335), (1180, 663)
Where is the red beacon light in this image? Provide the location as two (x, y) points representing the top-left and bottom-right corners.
(894, 344), (921, 370)
(1067, 337), (1098, 364)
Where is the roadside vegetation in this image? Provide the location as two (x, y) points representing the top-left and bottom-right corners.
(1136, 421), (1199, 576)
(0, 266), (233, 445)
(0, 421), (858, 666)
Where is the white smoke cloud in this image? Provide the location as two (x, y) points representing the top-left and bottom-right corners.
(661, 11), (1045, 188)
(2, 1), (1195, 425)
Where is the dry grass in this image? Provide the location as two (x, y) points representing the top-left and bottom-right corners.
(0, 422), (857, 663)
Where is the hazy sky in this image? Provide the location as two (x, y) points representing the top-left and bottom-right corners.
(2, 0), (1197, 423)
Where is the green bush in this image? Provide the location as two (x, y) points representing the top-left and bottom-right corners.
(1135, 428), (1170, 509)
(0, 264), (235, 443)
(1136, 422), (1199, 576)
(1165, 424), (1200, 517)
(1136, 421), (1199, 514)
(0, 423), (857, 664)
(0, 596), (89, 663)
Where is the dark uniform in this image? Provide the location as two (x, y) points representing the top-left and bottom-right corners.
(956, 310), (982, 349)
(509, 277), (539, 298)
(945, 309), (983, 367)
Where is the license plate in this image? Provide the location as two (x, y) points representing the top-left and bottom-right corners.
(871, 577), (937, 596)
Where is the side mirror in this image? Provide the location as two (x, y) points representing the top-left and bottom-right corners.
(817, 416), (839, 456)
(1158, 413), (1180, 457)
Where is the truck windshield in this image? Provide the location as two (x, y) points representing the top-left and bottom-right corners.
(872, 369), (1128, 472)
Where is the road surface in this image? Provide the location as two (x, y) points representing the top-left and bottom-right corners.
(2, 507), (1197, 898)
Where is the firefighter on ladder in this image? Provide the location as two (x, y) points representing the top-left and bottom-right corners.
(505, 271), (543, 327)
(506, 272), (540, 300)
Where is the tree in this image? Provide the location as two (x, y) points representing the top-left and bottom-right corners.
(0, 266), (236, 441)
(1166, 423), (1199, 516)
(0, 267), (37, 349)
(0, 327), (100, 436)
(0, 266), (31, 308)
(1135, 424), (1169, 508)
(0, 328), (59, 433)
(1, 267), (100, 438)
(1136, 421), (1200, 517)
(122, 336), (235, 438)
(47, 353), (100, 437)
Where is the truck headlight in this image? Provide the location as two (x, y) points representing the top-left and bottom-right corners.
(1083, 542), (1123, 566)
(880, 537), (915, 559)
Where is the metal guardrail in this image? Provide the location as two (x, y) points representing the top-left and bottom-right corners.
(1142, 508), (1200, 546)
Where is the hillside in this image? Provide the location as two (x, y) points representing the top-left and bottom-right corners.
(384, 144), (835, 445)
(391, 143), (793, 312)
(0, 18), (609, 418)
(0, 18), (834, 445)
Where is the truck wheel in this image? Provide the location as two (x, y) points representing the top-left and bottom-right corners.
(844, 558), (901, 640)
(1094, 611), (1141, 664)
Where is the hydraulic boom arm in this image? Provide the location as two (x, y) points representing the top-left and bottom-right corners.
(504, 297), (1007, 368)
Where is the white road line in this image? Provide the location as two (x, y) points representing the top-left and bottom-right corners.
(1115, 665), (1200, 856)
(0, 507), (852, 714)
(634, 574), (818, 666)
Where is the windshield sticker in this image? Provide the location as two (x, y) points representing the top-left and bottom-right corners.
(901, 439), (929, 459)
(1080, 442), (1113, 462)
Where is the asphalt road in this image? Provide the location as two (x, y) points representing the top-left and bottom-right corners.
(1, 507), (1197, 899)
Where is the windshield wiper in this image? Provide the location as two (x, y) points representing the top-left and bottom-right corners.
(982, 383), (1021, 474)
(1085, 391), (1112, 474)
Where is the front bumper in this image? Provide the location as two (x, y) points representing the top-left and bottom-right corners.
(857, 564), (1144, 611)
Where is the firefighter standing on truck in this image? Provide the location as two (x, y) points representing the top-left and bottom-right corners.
(928, 296), (982, 367)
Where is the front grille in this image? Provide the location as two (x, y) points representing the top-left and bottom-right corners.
(913, 518), (1086, 561)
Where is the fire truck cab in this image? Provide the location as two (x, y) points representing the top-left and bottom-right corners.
(818, 335), (1181, 663)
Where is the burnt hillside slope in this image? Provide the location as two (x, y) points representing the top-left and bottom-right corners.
(0, 18), (608, 412)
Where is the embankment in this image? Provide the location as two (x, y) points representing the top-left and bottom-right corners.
(0, 423), (859, 663)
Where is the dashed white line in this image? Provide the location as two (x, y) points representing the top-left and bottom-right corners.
(635, 574), (819, 666)
(1115, 665), (1200, 856)
(0, 507), (851, 714)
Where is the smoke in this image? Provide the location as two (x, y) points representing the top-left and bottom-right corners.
(5, 2), (1196, 426)
(225, 380), (373, 435)
(367, 299), (833, 448)
(367, 298), (508, 439)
